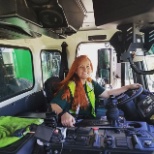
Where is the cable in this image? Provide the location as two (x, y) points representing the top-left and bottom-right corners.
(128, 58), (154, 75)
(59, 142), (64, 154)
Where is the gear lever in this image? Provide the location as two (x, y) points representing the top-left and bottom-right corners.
(106, 95), (120, 127)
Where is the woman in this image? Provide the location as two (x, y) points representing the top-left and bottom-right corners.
(50, 55), (141, 127)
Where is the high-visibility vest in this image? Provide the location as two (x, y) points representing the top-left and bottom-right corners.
(68, 81), (96, 117)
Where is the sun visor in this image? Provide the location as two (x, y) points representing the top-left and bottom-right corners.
(92, 0), (154, 27)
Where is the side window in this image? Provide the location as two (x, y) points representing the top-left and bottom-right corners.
(143, 55), (154, 92)
(97, 48), (111, 85)
(0, 47), (33, 102)
(41, 50), (61, 82)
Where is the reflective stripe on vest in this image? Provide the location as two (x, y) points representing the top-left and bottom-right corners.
(68, 81), (96, 117)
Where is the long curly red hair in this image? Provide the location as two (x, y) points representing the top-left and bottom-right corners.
(57, 55), (93, 110)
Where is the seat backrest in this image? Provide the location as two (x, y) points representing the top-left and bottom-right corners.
(44, 76), (61, 104)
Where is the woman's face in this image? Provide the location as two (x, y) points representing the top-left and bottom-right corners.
(76, 59), (92, 81)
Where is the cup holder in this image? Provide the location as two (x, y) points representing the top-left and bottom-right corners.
(128, 122), (142, 128)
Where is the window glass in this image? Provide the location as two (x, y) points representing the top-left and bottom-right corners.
(143, 55), (154, 92)
(41, 50), (61, 82)
(125, 62), (134, 85)
(0, 47), (33, 102)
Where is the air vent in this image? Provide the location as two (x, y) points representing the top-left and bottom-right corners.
(140, 25), (154, 51)
(110, 23), (135, 63)
(117, 24), (134, 51)
(88, 35), (106, 41)
(29, 0), (50, 5)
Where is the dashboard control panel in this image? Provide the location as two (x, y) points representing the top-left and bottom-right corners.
(138, 94), (154, 118)
(36, 121), (154, 154)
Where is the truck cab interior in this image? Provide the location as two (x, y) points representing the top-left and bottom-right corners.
(0, 0), (154, 154)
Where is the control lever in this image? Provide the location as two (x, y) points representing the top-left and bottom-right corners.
(106, 95), (120, 127)
(104, 135), (113, 147)
(92, 127), (101, 147)
(75, 105), (80, 119)
(74, 104), (81, 125)
(58, 127), (67, 142)
(132, 134), (142, 149)
(44, 112), (58, 128)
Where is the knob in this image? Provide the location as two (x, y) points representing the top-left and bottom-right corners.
(144, 140), (152, 147)
(105, 136), (113, 146)
(106, 139), (112, 146)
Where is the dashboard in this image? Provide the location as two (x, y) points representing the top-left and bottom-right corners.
(35, 121), (154, 154)
(137, 93), (154, 119)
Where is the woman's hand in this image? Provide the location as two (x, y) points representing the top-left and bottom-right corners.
(127, 83), (142, 90)
(61, 112), (76, 127)
(100, 83), (142, 98)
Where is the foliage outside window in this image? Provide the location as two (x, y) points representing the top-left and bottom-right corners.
(0, 47), (33, 102)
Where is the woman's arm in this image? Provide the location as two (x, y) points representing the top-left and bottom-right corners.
(99, 83), (142, 98)
(50, 103), (63, 114)
(50, 89), (68, 114)
(51, 103), (75, 127)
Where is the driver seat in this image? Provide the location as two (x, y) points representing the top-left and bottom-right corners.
(43, 76), (61, 111)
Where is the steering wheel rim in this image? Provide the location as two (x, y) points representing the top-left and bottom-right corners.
(117, 86), (143, 106)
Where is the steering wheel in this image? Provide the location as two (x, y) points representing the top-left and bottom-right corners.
(117, 86), (143, 106)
